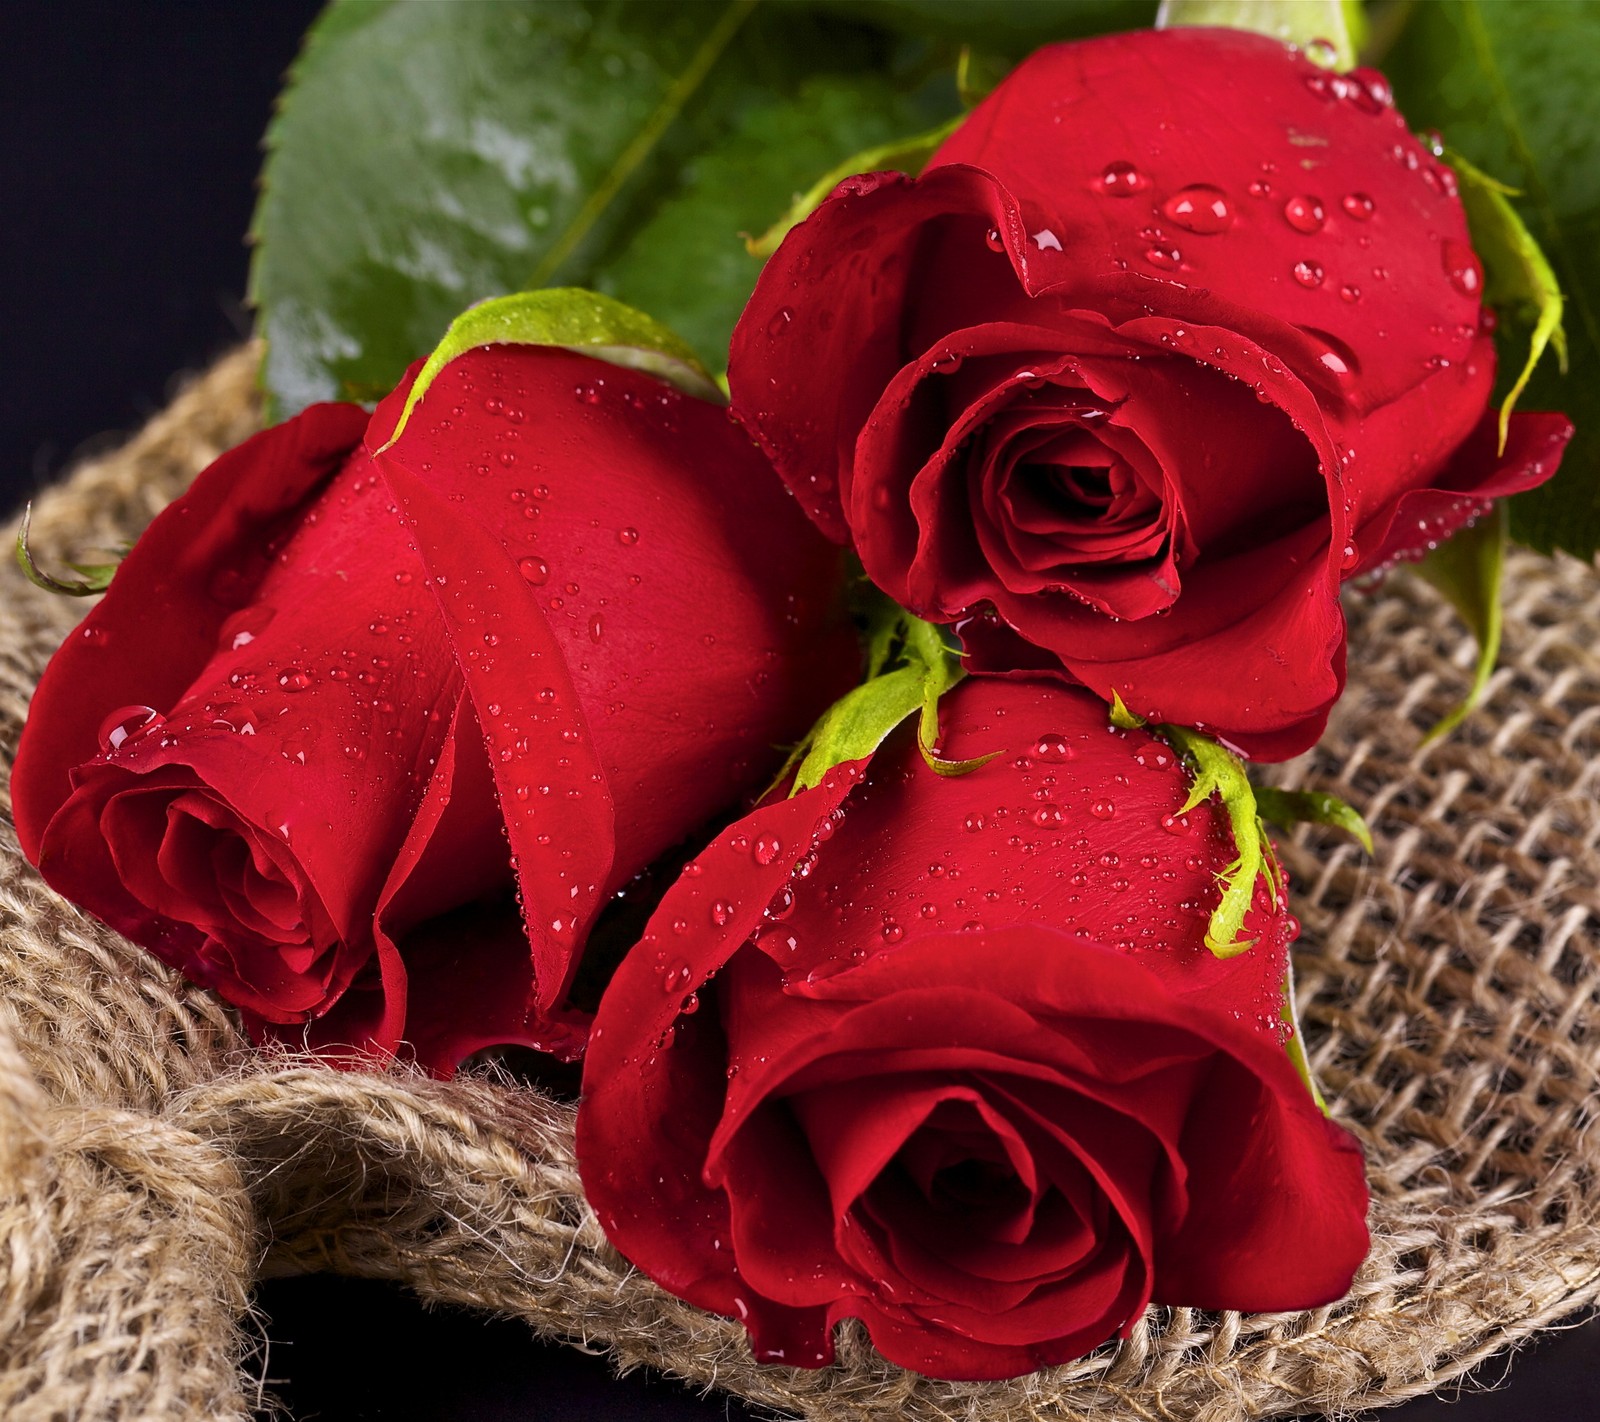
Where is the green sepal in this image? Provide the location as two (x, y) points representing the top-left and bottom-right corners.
(1281, 967), (1329, 1116)
(1414, 500), (1508, 743)
(745, 113), (963, 260)
(1155, 0), (1356, 70)
(1255, 786), (1375, 855)
(1163, 725), (1277, 958)
(377, 289), (722, 453)
(1108, 690), (1146, 731)
(956, 46), (1011, 108)
(1109, 695), (1278, 958)
(15, 503), (121, 597)
(1449, 150), (1567, 453)
(784, 598), (994, 794)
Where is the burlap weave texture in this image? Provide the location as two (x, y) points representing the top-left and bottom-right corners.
(1, 347), (1598, 1421)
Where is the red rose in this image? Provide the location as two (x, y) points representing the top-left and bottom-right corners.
(578, 678), (1369, 1380)
(729, 27), (1571, 758)
(13, 346), (851, 1070)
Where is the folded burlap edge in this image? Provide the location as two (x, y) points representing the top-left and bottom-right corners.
(3, 346), (1598, 1422)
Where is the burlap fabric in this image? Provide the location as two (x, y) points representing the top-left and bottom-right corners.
(2, 346), (1598, 1421)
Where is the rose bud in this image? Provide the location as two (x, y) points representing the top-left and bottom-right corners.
(577, 678), (1369, 1380)
(13, 345), (852, 1070)
(730, 27), (1572, 759)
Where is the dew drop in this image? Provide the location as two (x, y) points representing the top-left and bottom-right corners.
(766, 307), (794, 339)
(881, 921), (904, 944)
(1031, 228), (1063, 252)
(618, 526), (640, 546)
(964, 813), (987, 833)
(1032, 803), (1064, 827)
(1162, 184), (1234, 235)
(1090, 799), (1116, 820)
(1292, 260), (1325, 288)
(1097, 160), (1148, 196)
(1144, 244), (1183, 270)
(98, 705), (162, 754)
(1282, 194), (1325, 233)
(753, 834), (782, 866)
(1303, 35), (1338, 67)
(518, 556), (549, 586)
(984, 227), (1005, 252)
(1442, 239), (1483, 297)
(278, 668), (311, 693)
(575, 384), (602, 405)
(1341, 192), (1375, 221)
(1034, 734), (1073, 763)
(710, 899), (735, 928)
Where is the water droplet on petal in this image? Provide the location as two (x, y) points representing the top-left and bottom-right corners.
(984, 227), (1005, 252)
(766, 307), (794, 339)
(1097, 160), (1148, 196)
(518, 556), (549, 586)
(753, 835), (782, 866)
(1144, 244), (1183, 270)
(1090, 799), (1116, 820)
(1034, 734), (1073, 763)
(1342, 191), (1375, 222)
(1442, 239), (1483, 297)
(1348, 67), (1394, 112)
(1292, 260), (1325, 288)
(618, 526), (639, 546)
(278, 668), (311, 693)
(1282, 195), (1325, 233)
(1303, 36), (1339, 68)
(98, 705), (162, 754)
(1162, 184), (1233, 234)
(1031, 228), (1062, 251)
(710, 900), (735, 928)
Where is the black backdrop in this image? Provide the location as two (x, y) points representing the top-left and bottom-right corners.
(3, 4), (1597, 1418)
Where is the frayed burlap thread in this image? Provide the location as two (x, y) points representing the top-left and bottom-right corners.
(2, 347), (1599, 1420)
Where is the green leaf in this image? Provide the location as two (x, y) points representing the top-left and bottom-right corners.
(1449, 151), (1567, 451)
(1385, 0), (1600, 558)
(378, 289), (720, 451)
(811, 0), (1157, 51)
(1156, 0), (1355, 70)
(744, 110), (962, 260)
(1412, 500), (1508, 743)
(1255, 786), (1375, 855)
(600, 73), (948, 362)
(15, 504), (119, 597)
(250, 1), (955, 414)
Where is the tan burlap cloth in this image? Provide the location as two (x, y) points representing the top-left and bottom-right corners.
(2, 347), (1599, 1421)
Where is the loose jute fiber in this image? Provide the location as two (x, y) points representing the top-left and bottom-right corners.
(3, 347), (1600, 1422)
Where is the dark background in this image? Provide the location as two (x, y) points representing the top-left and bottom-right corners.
(3, 4), (1597, 1418)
